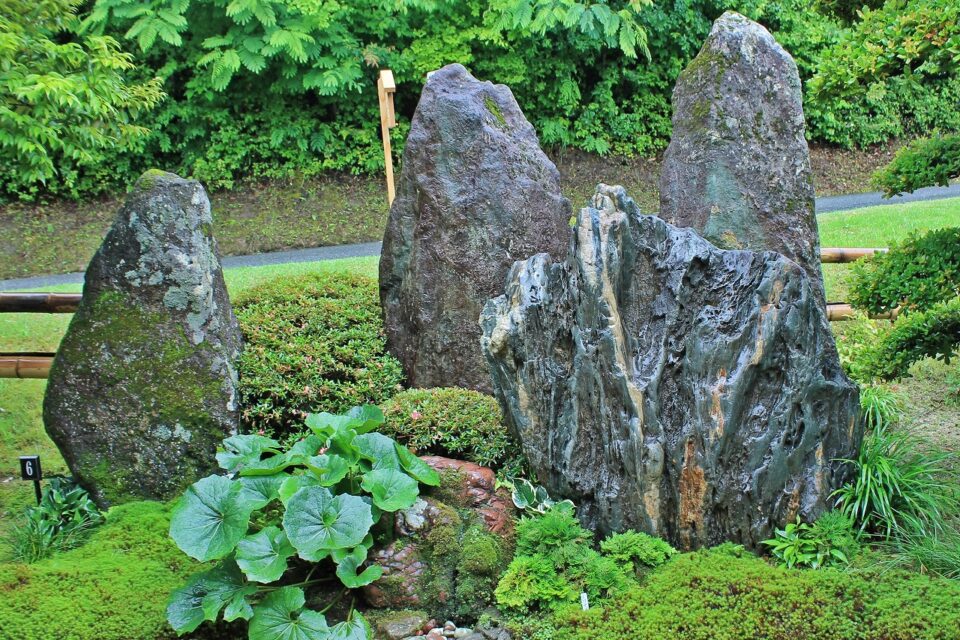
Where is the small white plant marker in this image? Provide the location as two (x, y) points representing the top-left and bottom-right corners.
(580, 592), (590, 611)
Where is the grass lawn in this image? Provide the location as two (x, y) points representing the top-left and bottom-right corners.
(1, 198), (958, 531)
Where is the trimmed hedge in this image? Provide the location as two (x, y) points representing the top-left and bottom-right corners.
(234, 272), (404, 438)
(859, 297), (960, 381)
(549, 546), (960, 640)
(380, 387), (524, 471)
(0, 501), (222, 640)
(872, 135), (960, 197)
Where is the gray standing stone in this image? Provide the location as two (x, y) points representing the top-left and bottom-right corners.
(43, 170), (241, 507)
(659, 11), (825, 307)
(481, 185), (860, 549)
(379, 63), (571, 393)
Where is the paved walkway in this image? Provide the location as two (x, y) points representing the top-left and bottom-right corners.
(3, 184), (959, 291)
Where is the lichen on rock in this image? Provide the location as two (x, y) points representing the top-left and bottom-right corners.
(43, 170), (242, 507)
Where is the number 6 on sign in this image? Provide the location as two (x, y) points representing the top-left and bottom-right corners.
(19, 455), (42, 504)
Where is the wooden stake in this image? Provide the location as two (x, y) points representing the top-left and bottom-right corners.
(0, 292), (81, 313)
(0, 353), (55, 379)
(826, 303), (899, 322)
(377, 69), (398, 206)
(820, 247), (888, 264)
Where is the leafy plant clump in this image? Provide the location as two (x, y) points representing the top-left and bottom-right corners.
(379, 387), (523, 471)
(508, 478), (575, 515)
(858, 384), (904, 430)
(850, 227), (960, 315)
(494, 505), (676, 614)
(166, 405), (440, 640)
(762, 511), (859, 569)
(550, 546), (960, 640)
(3, 477), (104, 563)
(833, 425), (958, 537)
(872, 134), (960, 196)
(234, 272), (404, 439)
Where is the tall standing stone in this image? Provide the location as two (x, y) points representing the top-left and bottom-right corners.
(481, 185), (860, 549)
(43, 170), (242, 507)
(659, 11), (825, 307)
(379, 63), (571, 393)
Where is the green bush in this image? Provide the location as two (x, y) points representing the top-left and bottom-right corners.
(851, 228), (960, 315)
(550, 546), (960, 640)
(3, 477), (103, 563)
(234, 272), (404, 438)
(873, 134), (960, 196)
(0, 501), (210, 640)
(761, 511), (858, 569)
(858, 298), (960, 381)
(599, 530), (678, 575)
(380, 387), (523, 470)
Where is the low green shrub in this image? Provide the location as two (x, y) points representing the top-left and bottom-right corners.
(0, 501), (206, 640)
(550, 546), (960, 640)
(850, 228), (960, 315)
(834, 311), (888, 383)
(872, 134), (960, 196)
(833, 425), (957, 536)
(762, 511), (858, 569)
(495, 507), (676, 615)
(380, 387), (523, 471)
(234, 272), (404, 438)
(3, 477), (103, 563)
(858, 297), (960, 381)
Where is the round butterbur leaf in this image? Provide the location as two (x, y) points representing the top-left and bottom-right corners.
(361, 468), (419, 512)
(394, 444), (441, 486)
(305, 453), (350, 486)
(249, 586), (330, 640)
(236, 526), (297, 583)
(283, 486), (374, 557)
(170, 475), (259, 561)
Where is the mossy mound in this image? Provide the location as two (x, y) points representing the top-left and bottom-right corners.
(0, 501), (216, 640)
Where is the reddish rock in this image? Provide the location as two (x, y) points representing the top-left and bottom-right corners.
(420, 456), (514, 535)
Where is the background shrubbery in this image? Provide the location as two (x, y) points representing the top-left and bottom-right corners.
(234, 272), (403, 438)
(4, 0), (959, 201)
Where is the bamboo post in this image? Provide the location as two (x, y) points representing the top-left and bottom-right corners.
(819, 247), (888, 263)
(0, 292), (81, 313)
(826, 303), (900, 322)
(0, 353), (55, 379)
(377, 69), (398, 206)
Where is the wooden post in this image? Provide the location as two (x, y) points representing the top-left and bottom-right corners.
(0, 292), (81, 313)
(377, 69), (398, 206)
(825, 303), (900, 322)
(0, 353), (55, 379)
(820, 247), (888, 263)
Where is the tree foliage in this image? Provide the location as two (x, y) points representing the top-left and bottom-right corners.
(0, 0), (163, 199)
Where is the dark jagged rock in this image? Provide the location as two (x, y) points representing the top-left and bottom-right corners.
(659, 11), (825, 307)
(481, 185), (860, 549)
(43, 170), (241, 507)
(379, 63), (571, 393)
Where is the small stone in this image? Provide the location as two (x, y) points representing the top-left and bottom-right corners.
(453, 629), (474, 638)
(426, 630), (445, 640)
(443, 621), (456, 632)
(377, 612), (429, 640)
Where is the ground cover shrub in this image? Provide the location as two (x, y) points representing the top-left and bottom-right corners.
(762, 511), (859, 569)
(833, 425), (958, 536)
(0, 501), (205, 640)
(851, 228), (960, 314)
(495, 506), (676, 615)
(380, 387), (523, 470)
(2, 477), (103, 563)
(873, 134), (960, 196)
(166, 405), (440, 639)
(234, 272), (403, 439)
(549, 545), (960, 639)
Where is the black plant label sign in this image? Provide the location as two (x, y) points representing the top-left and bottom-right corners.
(19, 455), (41, 480)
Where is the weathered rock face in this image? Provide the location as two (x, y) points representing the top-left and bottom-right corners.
(379, 63), (571, 393)
(43, 170), (241, 507)
(659, 11), (825, 307)
(363, 457), (514, 620)
(480, 185), (860, 549)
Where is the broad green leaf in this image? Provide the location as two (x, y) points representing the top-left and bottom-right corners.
(288, 435), (326, 462)
(361, 469), (419, 512)
(283, 486), (374, 556)
(353, 433), (401, 470)
(395, 444), (440, 486)
(278, 474), (322, 505)
(305, 412), (355, 438)
(346, 405), (385, 434)
(217, 434), (280, 472)
(171, 475), (259, 561)
(249, 587), (330, 640)
(240, 475), (286, 508)
(334, 545), (383, 588)
(329, 613), (372, 640)
(304, 454), (350, 486)
(223, 592), (254, 622)
(166, 560), (255, 633)
(236, 526), (297, 583)
(239, 452), (292, 477)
